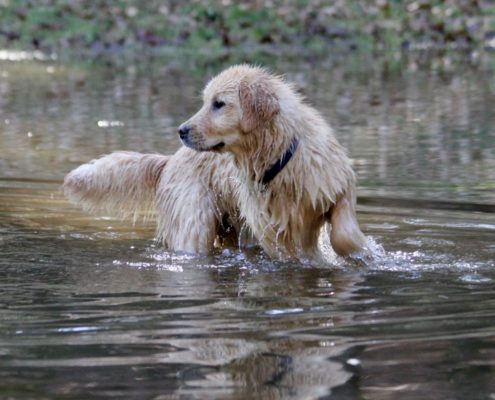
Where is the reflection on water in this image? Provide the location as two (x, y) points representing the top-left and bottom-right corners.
(1, 51), (495, 399)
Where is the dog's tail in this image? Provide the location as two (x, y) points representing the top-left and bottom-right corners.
(63, 151), (169, 220)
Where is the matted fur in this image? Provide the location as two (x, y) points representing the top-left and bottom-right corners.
(64, 65), (369, 259)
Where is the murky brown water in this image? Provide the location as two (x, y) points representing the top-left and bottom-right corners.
(1, 50), (495, 399)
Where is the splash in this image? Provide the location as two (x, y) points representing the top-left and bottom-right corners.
(318, 227), (386, 268)
(365, 242), (494, 274)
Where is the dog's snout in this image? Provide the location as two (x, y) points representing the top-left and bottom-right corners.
(178, 124), (191, 139)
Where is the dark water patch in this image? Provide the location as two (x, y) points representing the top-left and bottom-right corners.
(360, 196), (495, 213)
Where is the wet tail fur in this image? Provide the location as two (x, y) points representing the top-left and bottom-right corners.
(63, 151), (168, 220)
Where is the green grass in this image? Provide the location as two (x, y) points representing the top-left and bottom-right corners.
(0, 0), (493, 55)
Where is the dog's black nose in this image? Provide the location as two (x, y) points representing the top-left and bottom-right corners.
(178, 125), (191, 139)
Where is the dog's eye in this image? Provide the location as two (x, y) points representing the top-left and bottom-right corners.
(212, 100), (226, 110)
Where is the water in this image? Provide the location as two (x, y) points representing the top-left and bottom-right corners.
(1, 50), (494, 399)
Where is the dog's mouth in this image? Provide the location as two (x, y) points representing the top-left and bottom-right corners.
(209, 142), (225, 151)
(181, 137), (225, 152)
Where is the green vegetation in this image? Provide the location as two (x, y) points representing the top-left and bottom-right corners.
(0, 0), (494, 55)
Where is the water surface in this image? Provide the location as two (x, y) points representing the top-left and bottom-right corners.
(1, 51), (494, 399)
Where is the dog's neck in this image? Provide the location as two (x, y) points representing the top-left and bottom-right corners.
(232, 120), (300, 190)
(259, 136), (299, 187)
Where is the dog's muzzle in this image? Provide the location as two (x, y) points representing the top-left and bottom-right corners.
(177, 123), (225, 152)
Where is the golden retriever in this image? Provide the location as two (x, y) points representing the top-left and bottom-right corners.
(64, 65), (369, 260)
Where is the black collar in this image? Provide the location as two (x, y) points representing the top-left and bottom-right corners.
(260, 137), (299, 187)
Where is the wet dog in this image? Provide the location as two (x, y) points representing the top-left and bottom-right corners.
(64, 65), (368, 260)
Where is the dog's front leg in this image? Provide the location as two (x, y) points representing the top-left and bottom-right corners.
(327, 188), (368, 257)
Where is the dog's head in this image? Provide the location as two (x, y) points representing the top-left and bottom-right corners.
(178, 65), (280, 152)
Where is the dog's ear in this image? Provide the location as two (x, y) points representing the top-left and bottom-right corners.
(239, 79), (280, 133)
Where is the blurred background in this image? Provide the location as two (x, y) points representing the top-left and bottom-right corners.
(1, 0), (494, 55)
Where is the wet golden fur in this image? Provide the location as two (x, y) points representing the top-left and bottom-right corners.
(64, 65), (368, 259)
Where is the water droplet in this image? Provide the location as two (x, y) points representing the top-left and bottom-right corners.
(97, 120), (125, 128)
(0, 49), (48, 61)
